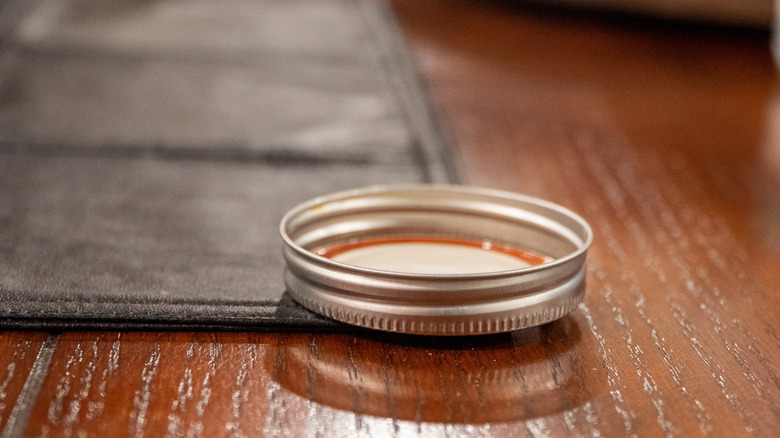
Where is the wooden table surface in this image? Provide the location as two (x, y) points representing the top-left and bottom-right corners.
(2, 1), (780, 436)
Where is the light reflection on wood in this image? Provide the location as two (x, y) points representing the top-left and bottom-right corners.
(270, 317), (590, 424)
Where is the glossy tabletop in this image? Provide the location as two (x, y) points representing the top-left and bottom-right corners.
(2, 1), (780, 436)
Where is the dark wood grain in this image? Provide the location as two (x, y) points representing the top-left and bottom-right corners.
(0, 332), (47, 432)
(392, 1), (780, 435)
(23, 329), (590, 436)
(3, 1), (780, 436)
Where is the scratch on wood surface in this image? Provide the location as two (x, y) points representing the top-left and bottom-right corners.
(627, 176), (747, 432)
(226, 343), (257, 438)
(303, 338), (330, 438)
(379, 345), (401, 434)
(747, 342), (780, 394)
(179, 340), (220, 438)
(61, 339), (98, 437)
(548, 124), (780, 435)
(129, 344), (160, 438)
(525, 417), (551, 438)
(537, 133), (669, 435)
(345, 340), (365, 432)
(108, 336), (121, 373)
(263, 341), (290, 438)
(562, 406), (577, 433)
(46, 344), (82, 428)
(579, 303), (635, 436)
(262, 380), (287, 438)
(633, 144), (780, 433)
(580, 401), (603, 437)
(87, 334), (120, 421)
(560, 137), (678, 436)
(437, 350), (455, 423)
(670, 302), (754, 433)
(659, 164), (780, 414)
(569, 126), (780, 434)
(603, 188), (714, 433)
(0, 362), (15, 420)
(2, 334), (57, 438)
(164, 367), (193, 438)
(584, 135), (755, 435)
(208, 337), (222, 376)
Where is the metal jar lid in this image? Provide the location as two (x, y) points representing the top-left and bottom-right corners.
(279, 184), (593, 336)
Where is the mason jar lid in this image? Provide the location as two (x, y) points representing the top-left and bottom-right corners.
(279, 184), (593, 336)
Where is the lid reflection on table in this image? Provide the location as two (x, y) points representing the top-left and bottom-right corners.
(269, 317), (590, 423)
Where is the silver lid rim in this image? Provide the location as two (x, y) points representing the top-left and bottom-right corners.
(279, 184), (593, 335)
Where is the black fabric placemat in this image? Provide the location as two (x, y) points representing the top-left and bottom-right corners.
(0, 0), (457, 331)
